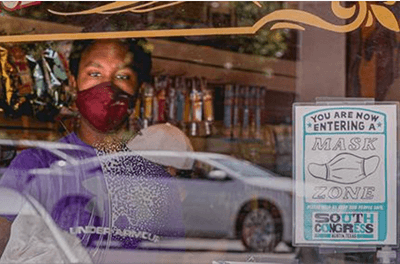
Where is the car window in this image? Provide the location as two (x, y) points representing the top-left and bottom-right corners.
(212, 158), (275, 178)
(175, 160), (214, 180)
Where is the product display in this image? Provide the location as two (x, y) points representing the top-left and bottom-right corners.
(232, 85), (240, 138)
(0, 46), (13, 106)
(143, 82), (154, 128)
(26, 55), (46, 99)
(0, 41), (273, 141)
(175, 77), (185, 124)
(223, 84), (233, 137)
(222, 85), (267, 140)
(255, 87), (262, 139)
(156, 77), (166, 123)
(42, 48), (68, 108)
(242, 86), (250, 138)
(0, 43), (281, 140)
(119, 74), (216, 137)
(0, 43), (75, 123)
(202, 78), (213, 135)
(167, 77), (176, 123)
(0, 47), (18, 119)
(9, 46), (33, 97)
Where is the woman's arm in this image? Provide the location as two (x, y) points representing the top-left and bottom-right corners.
(0, 216), (11, 258)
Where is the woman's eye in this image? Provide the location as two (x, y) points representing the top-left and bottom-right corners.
(115, 74), (130, 80)
(89, 72), (101, 77)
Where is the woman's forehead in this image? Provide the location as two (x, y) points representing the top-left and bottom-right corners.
(83, 40), (129, 59)
(80, 40), (133, 66)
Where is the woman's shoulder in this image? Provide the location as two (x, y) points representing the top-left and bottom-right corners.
(6, 132), (90, 172)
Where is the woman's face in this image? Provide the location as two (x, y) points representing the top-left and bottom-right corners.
(76, 40), (139, 95)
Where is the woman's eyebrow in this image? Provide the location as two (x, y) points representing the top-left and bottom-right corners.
(117, 62), (134, 70)
(82, 61), (103, 69)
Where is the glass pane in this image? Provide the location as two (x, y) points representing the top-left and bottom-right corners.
(0, 1), (398, 264)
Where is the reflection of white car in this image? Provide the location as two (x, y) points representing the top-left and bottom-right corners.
(135, 151), (293, 252)
(0, 140), (292, 253)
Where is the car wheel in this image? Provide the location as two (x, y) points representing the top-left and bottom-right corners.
(238, 201), (282, 252)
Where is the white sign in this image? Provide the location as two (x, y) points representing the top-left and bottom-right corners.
(293, 103), (397, 246)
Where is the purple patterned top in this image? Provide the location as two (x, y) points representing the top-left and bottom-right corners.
(0, 132), (185, 250)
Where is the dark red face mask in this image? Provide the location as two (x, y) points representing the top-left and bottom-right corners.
(75, 82), (135, 133)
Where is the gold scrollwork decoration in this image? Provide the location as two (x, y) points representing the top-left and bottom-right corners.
(48, 1), (186, 15)
(0, 1), (398, 43)
(269, 1), (398, 32)
(47, 1), (263, 15)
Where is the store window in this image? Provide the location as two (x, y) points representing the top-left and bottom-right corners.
(0, 1), (398, 264)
